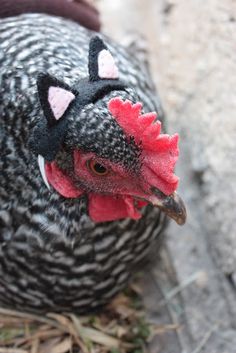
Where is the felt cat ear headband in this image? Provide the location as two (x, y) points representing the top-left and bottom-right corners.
(29, 36), (127, 162)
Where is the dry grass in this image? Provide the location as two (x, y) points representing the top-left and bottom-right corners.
(0, 284), (179, 353)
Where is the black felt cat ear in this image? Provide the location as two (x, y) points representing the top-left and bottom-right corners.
(37, 73), (76, 126)
(29, 74), (76, 163)
(88, 36), (119, 81)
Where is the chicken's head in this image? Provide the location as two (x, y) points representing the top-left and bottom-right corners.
(30, 36), (186, 224)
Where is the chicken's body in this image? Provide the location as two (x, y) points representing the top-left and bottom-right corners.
(0, 14), (169, 313)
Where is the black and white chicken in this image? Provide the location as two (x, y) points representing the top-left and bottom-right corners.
(0, 9), (186, 313)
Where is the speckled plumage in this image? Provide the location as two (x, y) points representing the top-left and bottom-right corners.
(0, 14), (166, 313)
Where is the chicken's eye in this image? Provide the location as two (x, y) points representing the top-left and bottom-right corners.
(88, 160), (109, 176)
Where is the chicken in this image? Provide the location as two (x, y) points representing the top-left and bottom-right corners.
(0, 14), (186, 313)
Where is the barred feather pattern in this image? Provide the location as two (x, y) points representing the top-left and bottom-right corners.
(0, 14), (166, 313)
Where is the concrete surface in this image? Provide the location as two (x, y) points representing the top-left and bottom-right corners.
(97, 0), (236, 352)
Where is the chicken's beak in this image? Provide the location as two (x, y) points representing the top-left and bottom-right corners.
(146, 188), (187, 225)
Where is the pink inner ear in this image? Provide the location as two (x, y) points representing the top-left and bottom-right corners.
(98, 49), (119, 79)
(48, 86), (75, 120)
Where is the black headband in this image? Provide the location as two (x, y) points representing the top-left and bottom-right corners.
(29, 36), (128, 161)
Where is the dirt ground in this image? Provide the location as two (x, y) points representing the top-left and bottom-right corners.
(97, 1), (236, 352)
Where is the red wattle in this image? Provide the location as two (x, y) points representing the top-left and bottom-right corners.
(123, 196), (142, 219)
(88, 194), (142, 222)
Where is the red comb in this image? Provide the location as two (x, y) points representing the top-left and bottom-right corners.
(108, 98), (179, 195)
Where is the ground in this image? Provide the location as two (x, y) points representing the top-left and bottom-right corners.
(97, 1), (236, 352)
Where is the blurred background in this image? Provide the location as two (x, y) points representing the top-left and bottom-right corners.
(96, 1), (236, 352)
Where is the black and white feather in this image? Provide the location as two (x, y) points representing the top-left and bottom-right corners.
(0, 14), (166, 313)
